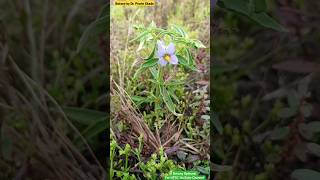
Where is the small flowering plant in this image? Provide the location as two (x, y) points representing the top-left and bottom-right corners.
(131, 22), (206, 117)
(157, 41), (178, 66)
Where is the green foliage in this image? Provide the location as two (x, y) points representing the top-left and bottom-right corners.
(217, 0), (287, 32)
(63, 107), (106, 150)
(212, 1), (320, 179)
(77, 4), (108, 53)
(132, 22), (205, 118)
(110, 135), (182, 179)
(110, 1), (210, 179)
(1, 1), (107, 178)
(139, 147), (184, 179)
(291, 169), (320, 180)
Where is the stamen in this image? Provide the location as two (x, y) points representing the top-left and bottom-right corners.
(164, 54), (171, 62)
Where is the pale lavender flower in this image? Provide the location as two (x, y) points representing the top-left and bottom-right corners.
(157, 40), (178, 66)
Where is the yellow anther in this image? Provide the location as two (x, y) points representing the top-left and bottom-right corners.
(164, 54), (171, 62)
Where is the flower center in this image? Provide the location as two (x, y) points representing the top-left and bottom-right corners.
(163, 54), (171, 62)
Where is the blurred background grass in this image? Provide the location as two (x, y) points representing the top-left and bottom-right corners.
(213, 0), (320, 179)
(0, 0), (106, 179)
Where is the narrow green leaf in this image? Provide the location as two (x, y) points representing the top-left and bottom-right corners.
(98, 4), (109, 19)
(192, 39), (206, 48)
(1, 124), (12, 161)
(145, 44), (156, 60)
(196, 166), (210, 175)
(77, 16), (108, 53)
(173, 38), (192, 47)
(185, 49), (195, 65)
(133, 24), (145, 30)
(212, 64), (238, 75)
(133, 66), (146, 79)
(159, 85), (181, 116)
(201, 115), (210, 121)
(148, 21), (156, 28)
(211, 163), (232, 172)
(219, 0), (287, 32)
(168, 88), (179, 103)
(149, 67), (158, 79)
(177, 54), (188, 66)
(132, 95), (153, 106)
(130, 31), (150, 43)
(176, 55), (197, 71)
(165, 80), (185, 86)
(171, 24), (186, 37)
(74, 118), (106, 148)
(254, 0), (267, 13)
(291, 169), (320, 180)
(263, 75), (312, 101)
(63, 107), (106, 125)
(136, 40), (145, 52)
(141, 58), (158, 68)
(131, 96), (147, 102)
(212, 114), (223, 134)
(251, 12), (288, 32)
(159, 30), (175, 37)
(220, 0), (248, 14)
(148, 79), (158, 84)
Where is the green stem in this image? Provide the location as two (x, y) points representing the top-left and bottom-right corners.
(155, 64), (163, 122)
(125, 154), (128, 171)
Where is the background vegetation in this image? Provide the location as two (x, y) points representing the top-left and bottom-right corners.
(213, 0), (320, 179)
(0, 0), (106, 179)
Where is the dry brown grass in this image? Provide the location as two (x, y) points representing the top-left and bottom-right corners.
(111, 79), (184, 155)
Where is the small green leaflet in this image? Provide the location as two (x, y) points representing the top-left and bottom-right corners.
(133, 58), (158, 78)
(130, 31), (150, 43)
(171, 24), (187, 37)
(176, 55), (197, 71)
(132, 96), (152, 106)
(192, 39), (206, 49)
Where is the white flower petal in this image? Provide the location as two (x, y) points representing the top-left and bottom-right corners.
(157, 40), (166, 57)
(166, 42), (175, 55)
(170, 55), (178, 64)
(159, 57), (168, 66)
